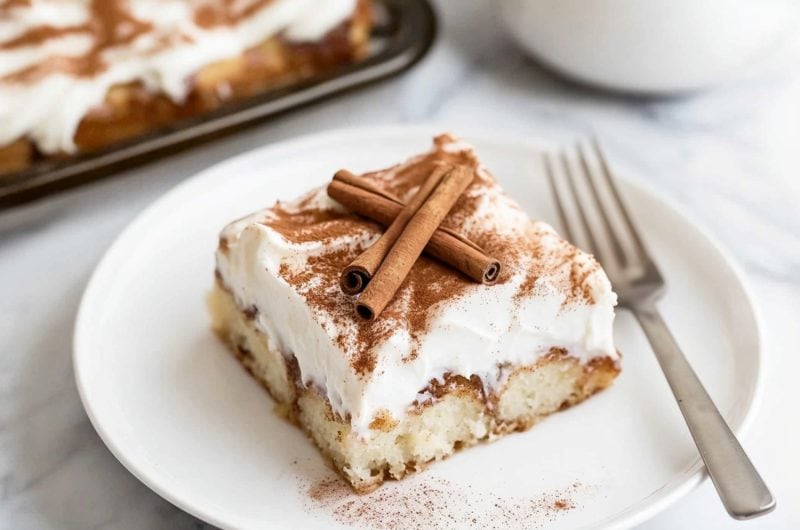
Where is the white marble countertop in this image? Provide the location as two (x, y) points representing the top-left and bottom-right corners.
(1, 1), (799, 528)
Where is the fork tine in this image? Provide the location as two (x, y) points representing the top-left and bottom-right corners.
(590, 137), (648, 259)
(559, 149), (602, 257)
(543, 152), (575, 242)
(577, 142), (628, 268)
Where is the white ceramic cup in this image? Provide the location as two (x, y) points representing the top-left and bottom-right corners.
(496, 0), (800, 94)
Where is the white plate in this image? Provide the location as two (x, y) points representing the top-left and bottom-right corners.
(74, 126), (762, 530)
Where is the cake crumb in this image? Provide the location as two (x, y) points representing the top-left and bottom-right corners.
(298, 469), (591, 529)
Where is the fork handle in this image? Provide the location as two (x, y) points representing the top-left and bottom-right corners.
(632, 303), (774, 519)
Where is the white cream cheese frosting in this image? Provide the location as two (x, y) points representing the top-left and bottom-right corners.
(215, 135), (619, 437)
(0, 0), (357, 154)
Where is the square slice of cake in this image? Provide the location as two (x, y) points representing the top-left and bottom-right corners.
(208, 134), (620, 493)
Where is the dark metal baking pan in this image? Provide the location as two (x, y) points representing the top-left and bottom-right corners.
(0, 0), (436, 209)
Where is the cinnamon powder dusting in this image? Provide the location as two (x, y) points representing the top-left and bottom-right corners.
(259, 134), (602, 378)
(2, 0), (156, 83)
(193, 0), (275, 29)
(300, 471), (588, 529)
(1, 0), (278, 83)
(267, 204), (370, 244)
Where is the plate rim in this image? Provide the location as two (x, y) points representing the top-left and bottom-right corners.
(73, 124), (764, 530)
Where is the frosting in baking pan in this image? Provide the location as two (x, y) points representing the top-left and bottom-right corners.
(0, 0), (358, 153)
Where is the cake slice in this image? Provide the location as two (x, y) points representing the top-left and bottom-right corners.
(208, 134), (620, 493)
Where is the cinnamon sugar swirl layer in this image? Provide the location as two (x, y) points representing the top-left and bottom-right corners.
(215, 134), (619, 436)
(0, 0), (365, 156)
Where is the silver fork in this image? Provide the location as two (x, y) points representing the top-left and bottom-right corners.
(544, 140), (774, 519)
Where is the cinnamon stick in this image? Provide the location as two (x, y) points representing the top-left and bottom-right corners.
(327, 177), (501, 286)
(337, 164), (450, 294)
(355, 165), (475, 321)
